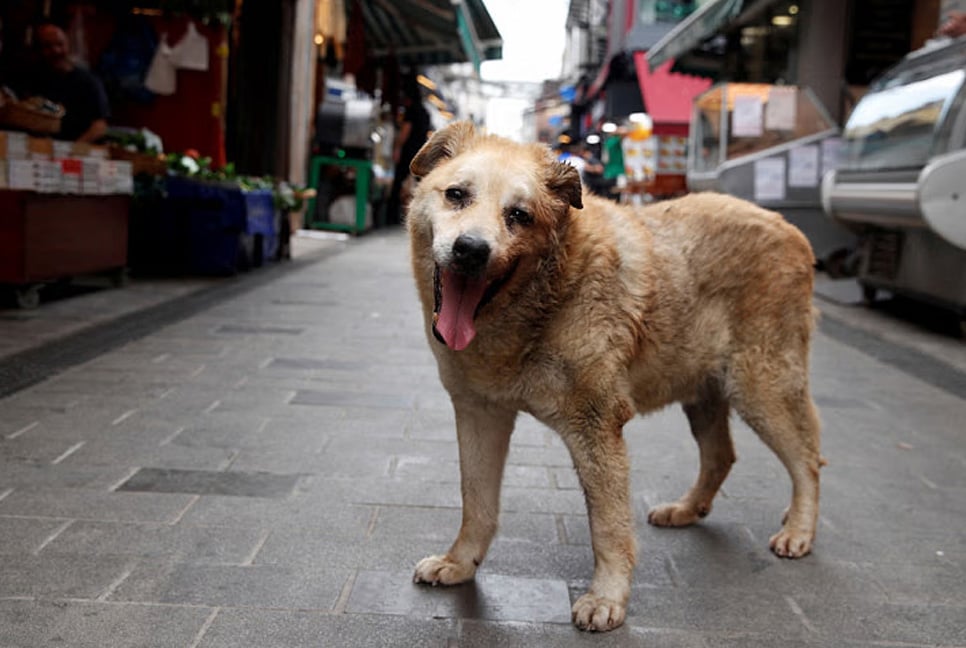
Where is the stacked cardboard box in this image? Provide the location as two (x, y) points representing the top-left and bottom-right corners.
(0, 131), (24, 189)
(0, 130), (132, 194)
(95, 160), (135, 195)
(0, 131), (29, 158)
(60, 158), (83, 193)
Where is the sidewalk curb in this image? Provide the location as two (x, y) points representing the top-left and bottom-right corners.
(817, 311), (966, 400)
(0, 243), (347, 399)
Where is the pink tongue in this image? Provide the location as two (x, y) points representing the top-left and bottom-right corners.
(436, 269), (488, 351)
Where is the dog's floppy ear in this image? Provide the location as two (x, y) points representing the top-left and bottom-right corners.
(410, 121), (476, 178)
(546, 161), (583, 210)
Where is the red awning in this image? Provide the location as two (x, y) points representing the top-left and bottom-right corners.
(633, 51), (712, 130)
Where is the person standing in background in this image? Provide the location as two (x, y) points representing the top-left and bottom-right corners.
(937, 10), (966, 38)
(386, 72), (430, 225)
(577, 144), (606, 195)
(602, 129), (625, 190)
(556, 141), (586, 179)
(21, 22), (109, 142)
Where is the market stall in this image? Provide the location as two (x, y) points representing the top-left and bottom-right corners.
(0, 7), (219, 305)
(0, 126), (134, 308)
(0, 5), (315, 307)
(688, 83), (857, 268)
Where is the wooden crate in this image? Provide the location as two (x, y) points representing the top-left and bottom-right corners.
(0, 190), (130, 286)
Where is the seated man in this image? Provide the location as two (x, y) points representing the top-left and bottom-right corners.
(25, 22), (109, 142)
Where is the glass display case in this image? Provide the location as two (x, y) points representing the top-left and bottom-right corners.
(842, 69), (964, 173)
(691, 84), (836, 174)
(822, 37), (966, 319)
(688, 83), (856, 266)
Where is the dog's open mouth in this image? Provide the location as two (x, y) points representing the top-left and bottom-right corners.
(432, 261), (517, 351)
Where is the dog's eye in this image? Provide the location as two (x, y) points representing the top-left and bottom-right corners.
(505, 208), (533, 227)
(444, 187), (465, 205)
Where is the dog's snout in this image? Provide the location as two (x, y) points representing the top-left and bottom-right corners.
(451, 234), (490, 274)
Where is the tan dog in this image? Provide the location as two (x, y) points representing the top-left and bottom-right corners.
(406, 122), (822, 632)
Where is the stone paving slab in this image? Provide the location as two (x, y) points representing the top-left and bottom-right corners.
(109, 562), (349, 610)
(0, 230), (964, 646)
(0, 554), (135, 599)
(63, 436), (239, 472)
(795, 596), (966, 645)
(0, 462), (137, 492)
(197, 610), (456, 648)
(0, 516), (71, 555)
(0, 599), (213, 648)
(0, 489), (196, 524)
(117, 467), (303, 498)
(39, 519), (267, 564)
(459, 620), (711, 648)
(348, 570), (572, 624)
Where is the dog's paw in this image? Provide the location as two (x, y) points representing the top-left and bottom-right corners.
(572, 592), (626, 632)
(769, 527), (813, 558)
(647, 501), (707, 527)
(413, 554), (476, 586)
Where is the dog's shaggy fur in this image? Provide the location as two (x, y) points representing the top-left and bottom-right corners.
(406, 122), (822, 632)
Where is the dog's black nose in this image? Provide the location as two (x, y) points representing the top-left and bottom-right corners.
(451, 234), (490, 275)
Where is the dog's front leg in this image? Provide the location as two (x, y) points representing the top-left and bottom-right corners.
(413, 397), (516, 586)
(559, 412), (637, 632)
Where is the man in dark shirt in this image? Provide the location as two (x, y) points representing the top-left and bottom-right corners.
(28, 23), (109, 142)
(387, 74), (431, 225)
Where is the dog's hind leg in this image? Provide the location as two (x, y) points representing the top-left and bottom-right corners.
(732, 368), (822, 559)
(413, 397), (516, 586)
(648, 381), (735, 527)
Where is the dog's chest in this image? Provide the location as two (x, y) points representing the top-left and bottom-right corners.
(440, 343), (572, 410)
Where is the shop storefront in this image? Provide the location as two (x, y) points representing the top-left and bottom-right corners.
(642, 0), (955, 275)
(645, 0), (942, 125)
(564, 0), (713, 202)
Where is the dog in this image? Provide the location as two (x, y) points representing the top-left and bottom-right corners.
(406, 122), (822, 632)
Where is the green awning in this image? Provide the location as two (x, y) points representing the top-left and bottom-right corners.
(357, 0), (502, 71)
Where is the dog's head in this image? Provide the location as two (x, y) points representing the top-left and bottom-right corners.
(407, 121), (583, 351)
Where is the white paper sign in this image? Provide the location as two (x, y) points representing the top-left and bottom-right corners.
(754, 157), (786, 202)
(821, 137), (843, 173)
(788, 144), (819, 187)
(732, 94), (763, 137)
(765, 86), (797, 131)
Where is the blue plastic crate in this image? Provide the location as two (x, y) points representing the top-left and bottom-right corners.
(163, 177), (278, 274)
(240, 189), (278, 265)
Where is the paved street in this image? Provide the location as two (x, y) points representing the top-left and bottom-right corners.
(1, 228), (965, 647)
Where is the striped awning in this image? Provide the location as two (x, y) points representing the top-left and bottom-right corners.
(355, 0), (503, 71)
